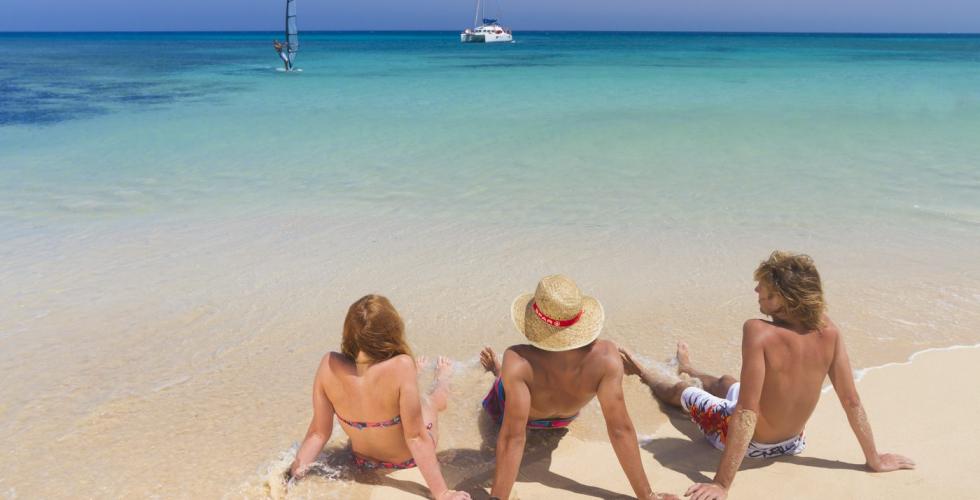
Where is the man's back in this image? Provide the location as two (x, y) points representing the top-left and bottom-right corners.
(751, 315), (839, 442)
(504, 339), (619, 419)
(484, 274), (676, 500)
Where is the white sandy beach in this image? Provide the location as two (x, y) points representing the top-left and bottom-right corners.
(362, 345), (979, 499)
(1, 213), (978, 499)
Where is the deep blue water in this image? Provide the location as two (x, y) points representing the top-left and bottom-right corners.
(3, 32), (979, 126)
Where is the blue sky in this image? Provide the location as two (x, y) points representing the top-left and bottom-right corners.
(2, 0), (979, 32)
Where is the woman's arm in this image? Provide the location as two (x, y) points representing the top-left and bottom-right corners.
(396, 355), (461, 499)
(290, 356), (335, 478)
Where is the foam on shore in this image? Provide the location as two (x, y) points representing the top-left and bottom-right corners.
(822, 341), (980, 393)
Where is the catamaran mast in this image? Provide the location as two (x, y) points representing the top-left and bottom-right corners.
(472, 0), (481, 28)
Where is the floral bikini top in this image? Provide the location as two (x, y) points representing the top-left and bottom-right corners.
(336, 414), (402, 430)
(339, 413), (435, 470)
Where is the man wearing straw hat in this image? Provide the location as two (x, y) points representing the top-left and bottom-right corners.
(479, 275), (677, 500)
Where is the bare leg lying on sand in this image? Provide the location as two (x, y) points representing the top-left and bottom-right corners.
(674, 341), (738, 399)
(620, 344), (698, 408)
(418, 355), (453, 443)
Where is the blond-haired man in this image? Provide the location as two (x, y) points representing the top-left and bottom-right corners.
(621, 251), (915, 500)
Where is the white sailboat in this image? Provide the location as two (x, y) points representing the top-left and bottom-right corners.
(460, 0), (513, 43)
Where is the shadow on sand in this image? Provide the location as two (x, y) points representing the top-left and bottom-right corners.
(306, 395), (865, 497)
(443, 412), (633, 499)
(641, 397), (866, 485)
(307, 410), (631, 499)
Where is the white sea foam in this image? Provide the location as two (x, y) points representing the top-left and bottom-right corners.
(261, 444), (298, 500)
(822, 342), (980, 393)
(151, 375), (191, 392)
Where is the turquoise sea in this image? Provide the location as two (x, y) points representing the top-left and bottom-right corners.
(1, 32), (980, 497)
(2, 32), (980, 230)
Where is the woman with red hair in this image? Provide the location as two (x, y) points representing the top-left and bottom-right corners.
(289, 294), (468, 499)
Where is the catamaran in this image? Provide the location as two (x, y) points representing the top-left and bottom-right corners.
(460, 0), (513, 43)
(274, 0), (299, 71)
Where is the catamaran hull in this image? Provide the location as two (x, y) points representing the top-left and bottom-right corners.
(460, 32), (513, 43)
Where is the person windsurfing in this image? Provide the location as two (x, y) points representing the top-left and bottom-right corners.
(273, 40), (292, 71)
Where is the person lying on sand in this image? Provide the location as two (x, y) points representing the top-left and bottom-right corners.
(480, 275), (678, 500)
(289, 294), (469, 500)
(621, 251), (915, 500)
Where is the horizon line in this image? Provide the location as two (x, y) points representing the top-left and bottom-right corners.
(0, 28), (980, 36)
(2, 29), (979, 36)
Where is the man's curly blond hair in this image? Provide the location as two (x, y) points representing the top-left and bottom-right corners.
(754, 251), (826, 330)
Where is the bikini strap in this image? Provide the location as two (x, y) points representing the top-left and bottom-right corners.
(336, 413), (402, 430)
(353, 454), (417, 470)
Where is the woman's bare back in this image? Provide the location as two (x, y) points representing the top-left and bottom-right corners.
(320, 353), (414, 462)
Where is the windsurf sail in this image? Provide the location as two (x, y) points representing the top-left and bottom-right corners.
(285, 0), (299, 69)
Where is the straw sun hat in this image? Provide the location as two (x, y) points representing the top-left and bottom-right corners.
(511, 275), (605, 352)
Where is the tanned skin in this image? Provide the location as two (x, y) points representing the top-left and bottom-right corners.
(621, 282), (914, 500)
(480, 340), (679, 500)
(290, 354), (470, 500)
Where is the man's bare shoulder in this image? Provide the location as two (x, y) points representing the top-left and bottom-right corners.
(588, 339), (625, 370)
(505, 344), (535, 357)
(821, 315), (841, 333)
(591, 338), (619, 354)
(503, 344), (537, 363)
(743, 318), (777, 339)
(501, 345), (534, 379)
(816, 315), (841, 343)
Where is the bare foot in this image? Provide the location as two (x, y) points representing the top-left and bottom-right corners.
(416, 355), (429, 370)
(679, 372), (704, 390)
(428, 356), (453, 412)
(480, 346), (500, 377)
(619, 347), (647, 377)
(435, 356), (453, 383)
(676, 341), (693, 375)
